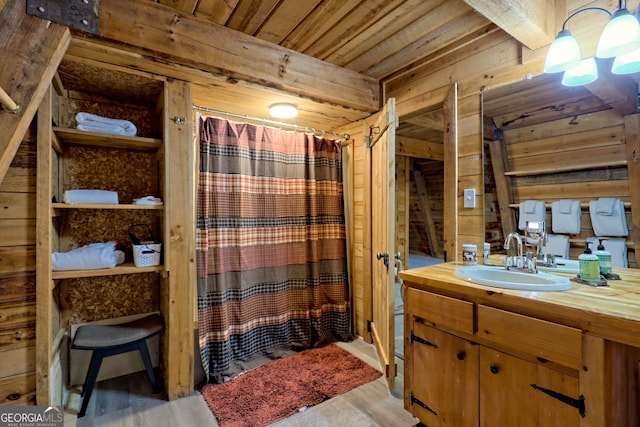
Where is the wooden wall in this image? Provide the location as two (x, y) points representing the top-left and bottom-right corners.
(0, 129), (37, 406)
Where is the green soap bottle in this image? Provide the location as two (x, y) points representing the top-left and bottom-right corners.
(594, 239), (612, 275)
(579, 241), (600, 281)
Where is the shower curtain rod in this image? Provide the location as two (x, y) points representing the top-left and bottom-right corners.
(193, 104), (350, 141)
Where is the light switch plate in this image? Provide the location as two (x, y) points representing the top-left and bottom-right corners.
(464, 188), (475, 208)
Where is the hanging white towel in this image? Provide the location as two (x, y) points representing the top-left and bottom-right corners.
(63, 189), (119, 204)
(551, 199), (581, 234)
(52, 242), (125, 271)
(518, 200), (546, 230)
(75, 112), (137, 137)
(589, 198), (628, 236)
(541, 234), (570, 259)
(586, 237), (628, 268)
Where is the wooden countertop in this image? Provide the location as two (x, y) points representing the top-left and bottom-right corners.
(399, 262), (640, 348)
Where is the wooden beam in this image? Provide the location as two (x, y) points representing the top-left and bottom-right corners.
(413, 170), (441, 258)
(586, 62), (639, 117)
(0, 0), (70, 184)
(96, 0), (379, 113)
(462, 0), (558, 50)
(396, 136), (444, 160)
(624, 114), (640, 268)
(163, 79), (196, 399)
(487, 139), (518, 238)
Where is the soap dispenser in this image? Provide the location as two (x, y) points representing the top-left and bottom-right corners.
(594, 239), (612, 275)
(579, 241), (600, 280)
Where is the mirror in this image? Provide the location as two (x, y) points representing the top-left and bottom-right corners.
(482, 71), (638, 267)
(396, 107), (446, 270)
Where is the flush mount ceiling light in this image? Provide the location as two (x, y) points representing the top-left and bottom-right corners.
(544, 0), (640, 85)
(269, 103), (298, 119)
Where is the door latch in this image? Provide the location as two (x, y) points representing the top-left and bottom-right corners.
(376, 252), (389, 268)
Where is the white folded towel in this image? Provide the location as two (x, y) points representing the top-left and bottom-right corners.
(589, 198), (628, 236)
(52, 242), (125, 271)
(133, 196), (163, 205)
(63, 189), (119, 204)
(541, 234), (570, 259)
(75, 112), (137, 137)
(518, 200), (546, 230)
(551, 199), (581, 234)
(586, 237), (628, 268)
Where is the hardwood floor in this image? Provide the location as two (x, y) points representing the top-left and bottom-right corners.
(65, 338), (418, 427)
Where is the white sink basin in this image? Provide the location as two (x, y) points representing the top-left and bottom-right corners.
(454, 265), (572, 291)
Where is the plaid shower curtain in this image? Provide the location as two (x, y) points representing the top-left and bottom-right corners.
(197, 117), (351, 381)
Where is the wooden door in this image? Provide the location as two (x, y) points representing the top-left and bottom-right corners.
(480, 347), (581, 426)
(368, 98), (397, 387)
(410, 321), (479, 426)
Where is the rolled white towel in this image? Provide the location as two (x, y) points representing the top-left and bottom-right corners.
(52, 242), (125, 271)
(63, 189), (119, 204)
(75, 112), (137, 137)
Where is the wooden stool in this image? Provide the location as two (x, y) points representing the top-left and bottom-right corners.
(71, 313), (165, 417)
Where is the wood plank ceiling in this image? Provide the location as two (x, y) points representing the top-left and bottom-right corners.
(156, 0), (497, 81)
(57, 0), (634, 144)
(143, 0), (505, 141)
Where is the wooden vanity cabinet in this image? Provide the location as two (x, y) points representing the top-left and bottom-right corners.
(479, 347), (580, 426)
(410, 321), (479, 426)
(405, 286), (582, 426)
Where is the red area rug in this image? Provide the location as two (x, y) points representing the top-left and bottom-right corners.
(201, 343), (383, 427)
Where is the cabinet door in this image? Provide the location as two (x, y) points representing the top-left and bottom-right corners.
(410, 321), (478, 427)
(480, 347), (581, 427)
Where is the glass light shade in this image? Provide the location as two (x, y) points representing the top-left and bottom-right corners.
(596, 11), (640, 58)
(269, 103), (298, 119)
(562, 57), (598, 86)
(544, 30), (581, 73)
(612, 47), (640, 74)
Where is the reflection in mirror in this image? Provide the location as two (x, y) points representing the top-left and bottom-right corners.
(396, 108), (446, 271)
(482, 71), (638, 268)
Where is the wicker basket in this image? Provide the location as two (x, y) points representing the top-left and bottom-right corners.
(128, 224), (161, 267)
(132, 242), (162, 267)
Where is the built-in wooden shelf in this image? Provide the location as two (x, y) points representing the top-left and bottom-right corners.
(52, 203), (163, 217)
(508, 201), (632, 209)
(53, 127), (162, 152)
(52, 202), (163, 210)
(504, 160), (628, 176)
(52, 262), (163, 280)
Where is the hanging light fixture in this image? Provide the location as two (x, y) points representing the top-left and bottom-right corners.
(544, 0), (640, 85)
(596, 5), (640, 58)
(544, 29), (582, 73)
(269, 103), (298, 119)
(562, 57), (599, 86)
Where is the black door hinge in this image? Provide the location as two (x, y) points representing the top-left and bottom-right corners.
(531, 384), (586, 418)
(411, 331), (438, 348)
(411, 392), (437, 416)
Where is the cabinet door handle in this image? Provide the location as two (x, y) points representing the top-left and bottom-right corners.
(456, 351), (466, 360)
(489, 365), (500, 374)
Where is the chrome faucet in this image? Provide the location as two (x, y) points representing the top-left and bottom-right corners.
(504, 232), (523, 257)
(504, 231), (537, 273)
(525, 220), (555, 268)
